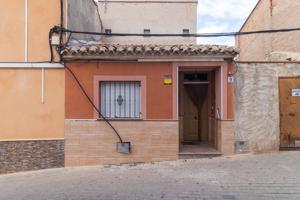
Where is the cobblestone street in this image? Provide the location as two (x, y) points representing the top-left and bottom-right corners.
(1, 152), (300, 200)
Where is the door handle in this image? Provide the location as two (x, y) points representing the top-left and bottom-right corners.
(289, 113), (296, 117)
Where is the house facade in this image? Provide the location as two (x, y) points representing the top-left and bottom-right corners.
(0, 0), (239, 173)
(62, 44), (238, 166)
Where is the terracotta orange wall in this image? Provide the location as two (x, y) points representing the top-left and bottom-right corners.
(0, 68), (65, 140)
(65, 62), (174, 119)
(0, 2), (24, 61)
(227, 62), (235, 119)
(28, 1), (61, 61)
(0, 1), (62, 62)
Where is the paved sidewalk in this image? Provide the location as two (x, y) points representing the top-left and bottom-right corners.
(1, 152), (300, 200)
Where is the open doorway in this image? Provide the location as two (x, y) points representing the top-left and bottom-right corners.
(179, 70), (220, 156)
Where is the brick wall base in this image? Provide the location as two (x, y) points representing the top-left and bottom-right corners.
(217, 120), (235, 156)
(0, 140), (64, 174)
(65, 120), (179, 167)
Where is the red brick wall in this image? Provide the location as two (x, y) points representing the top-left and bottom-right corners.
(65, 120), (179, 166)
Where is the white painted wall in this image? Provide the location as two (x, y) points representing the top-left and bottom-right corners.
(97, 0), (197, 44)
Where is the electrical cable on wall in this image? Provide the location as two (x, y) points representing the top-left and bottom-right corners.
(64, 64), (123, 143)
(55, 27), (300, 38)
(228, 59), (239, 76)
(57, 0), (126, 148)
(49, 28), (55, 62)
(58, 0), (64, 62)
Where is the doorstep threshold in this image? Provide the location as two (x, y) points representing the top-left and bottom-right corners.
(178, 151), (222, 159)
(179, 151), (222, 156)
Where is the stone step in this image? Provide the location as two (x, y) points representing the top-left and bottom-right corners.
(178, 152), (222, 159)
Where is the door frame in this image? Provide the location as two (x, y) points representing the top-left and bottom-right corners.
(279, 76), (300, 150)
(181, 72), (211, 143)
(172, 61), (230, 153)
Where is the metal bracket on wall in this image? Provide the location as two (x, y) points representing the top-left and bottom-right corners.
(117, 142), (131, 154)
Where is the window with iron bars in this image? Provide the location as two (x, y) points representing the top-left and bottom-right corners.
(100, 81), (141, 118)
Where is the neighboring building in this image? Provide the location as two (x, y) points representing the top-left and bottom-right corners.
(0, 1), (65, 173)
(97, 0), (197, 44)
(236, 0), (300, 61)
(68, 0), (197, 44)
(235, 62), (300, 153)
(0, 0), (239, 173)
(234, 0), (300, 153)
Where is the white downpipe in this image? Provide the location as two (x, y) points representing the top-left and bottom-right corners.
(24, 0), (28, 62)
(41, 68), (45, 104)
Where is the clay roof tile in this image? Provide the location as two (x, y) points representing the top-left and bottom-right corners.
(63, 44), (239, 59)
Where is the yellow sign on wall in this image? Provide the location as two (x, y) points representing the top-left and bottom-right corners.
(164, 75), (172, 85)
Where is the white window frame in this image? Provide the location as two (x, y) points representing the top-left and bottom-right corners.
(99, 81), (141, 119)
(93, 76), (147, 120)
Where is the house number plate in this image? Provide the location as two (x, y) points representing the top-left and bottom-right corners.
(292, 89), (300, 97)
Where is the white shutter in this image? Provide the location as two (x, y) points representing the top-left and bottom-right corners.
(100, 81), (141, 118)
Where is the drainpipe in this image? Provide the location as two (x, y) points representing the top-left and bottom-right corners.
(41, 68), (45, 104)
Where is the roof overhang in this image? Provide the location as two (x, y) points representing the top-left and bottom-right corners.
(62, 44), (239, 62)
(63, 55), (236, 62)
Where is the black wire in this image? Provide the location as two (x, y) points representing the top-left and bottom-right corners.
(49, 28), (54, 62)
(58, 27), (300, 38)
(58, 0), (64, 62)
(64, 63), (123, 143)
(65, 32), (73, 46)
(228, 60), (239, 75)
(48, 1), (124, 144)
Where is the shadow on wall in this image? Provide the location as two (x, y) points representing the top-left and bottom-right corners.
(67, 0), (103, 41)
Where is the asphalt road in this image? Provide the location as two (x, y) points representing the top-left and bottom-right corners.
(1, 152), (300, 200)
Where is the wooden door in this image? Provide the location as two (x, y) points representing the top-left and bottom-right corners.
(279, 78), (300, 148)
(183, 87), (199, 141)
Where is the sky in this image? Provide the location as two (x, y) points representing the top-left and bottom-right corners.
(197, 0), (259, 46)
